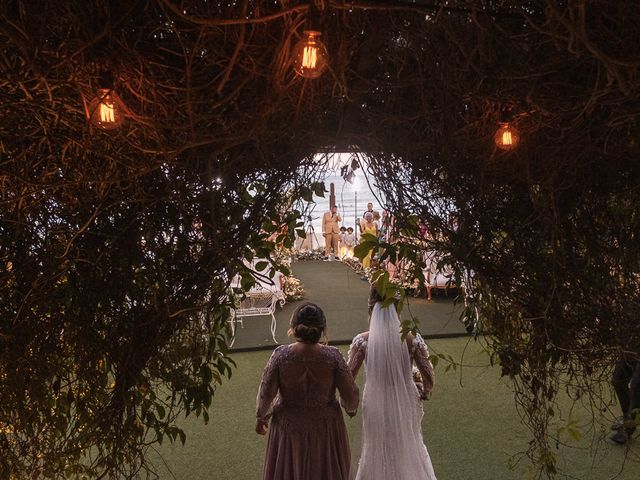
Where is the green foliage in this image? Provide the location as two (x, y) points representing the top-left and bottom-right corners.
(2, 0), (640, 478)
(354, 233), (378, 261)
(0, 152), (310, 477)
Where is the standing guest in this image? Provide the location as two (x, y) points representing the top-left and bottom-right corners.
(360, 212), (378, 270)
(379, 210), (399, 276)
(610, 353), (640, 444)
(338, 226), (347, 259)
(322, 205), (342, 260)
(343, 227), (356, 259)
(380, 210), (394, 243)
(360, 202), (380, 234)
(256, 303), (360, 480)
(362, 202), (378, 219)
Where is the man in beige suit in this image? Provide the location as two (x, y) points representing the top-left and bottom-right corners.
(322, 205), (341, 260)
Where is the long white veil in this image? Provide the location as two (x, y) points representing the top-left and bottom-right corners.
(356, 302), (436, 479)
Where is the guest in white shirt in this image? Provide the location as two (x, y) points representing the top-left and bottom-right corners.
(343, 227), (356, 259)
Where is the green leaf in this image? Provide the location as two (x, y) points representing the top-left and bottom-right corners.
(311, 182), (326, 197)
(299, 186), (314, 203)
(242, 189), (254, 203)
(254, 261), (269, 271)
(262, 221), (277, 233)
(353, 243), (369, 260)
(199, 365), (213, 384)
(382, 297), (395, 308)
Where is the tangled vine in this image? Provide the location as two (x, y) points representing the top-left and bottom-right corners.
(2, 1), (640, 478)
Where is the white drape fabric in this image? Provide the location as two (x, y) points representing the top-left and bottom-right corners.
(355, 302), (437, 480)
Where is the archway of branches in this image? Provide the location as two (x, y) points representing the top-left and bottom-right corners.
(2, 1), (640, 478)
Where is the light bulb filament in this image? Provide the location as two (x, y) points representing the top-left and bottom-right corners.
(99, 99), (116, 123)
(292, 30), (327, 78)
(302, 45), (318, 69)
(502, 130), (513, 145)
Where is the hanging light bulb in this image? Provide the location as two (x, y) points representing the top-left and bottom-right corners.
(494, 123), (520, 150)
(292, 30), (329, 79)
(88, 86), (125, 130)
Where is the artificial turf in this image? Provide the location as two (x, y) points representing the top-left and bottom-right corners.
(230, 260), (467, 351)
(149, 336), (640, 479)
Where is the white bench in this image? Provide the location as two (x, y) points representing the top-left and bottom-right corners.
(229, 285), (285, 346)
(422, 252), (464, 301)
(228, 260), (287, 346)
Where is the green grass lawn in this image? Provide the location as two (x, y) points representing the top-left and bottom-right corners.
(148, 337), (640, 479)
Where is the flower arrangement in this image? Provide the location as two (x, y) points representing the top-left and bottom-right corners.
(293, 249), (325, 261)
(272, 248), (294, 268)
(412, 365), (422, 384)
(412, 365), (429, 400)
(342, 256), (422, 292)
(283, 275), (305, 301)
(389, 274), (421, 292)
(341, 256), (366, 275)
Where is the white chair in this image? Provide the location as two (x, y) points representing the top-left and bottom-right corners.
(230, 260), (286, 303)
(230, 287), (280, 346)
(254, 270), (286, 306)
(228, 274), (286, 346)
(422, 251), (461, 301)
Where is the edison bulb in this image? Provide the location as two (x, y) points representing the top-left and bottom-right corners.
(88, 88), (125, 130)
(494, 123), (520, 150)
(292, 30), (329, 79)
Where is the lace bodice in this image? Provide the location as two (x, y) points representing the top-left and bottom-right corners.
(347, 332), (435, 395)
(256, 344), (359, 423)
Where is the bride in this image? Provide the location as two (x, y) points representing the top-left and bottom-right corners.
(347, 287), (437, 479)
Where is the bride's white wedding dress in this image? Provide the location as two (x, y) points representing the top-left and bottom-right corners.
(347, 302), (437, 479)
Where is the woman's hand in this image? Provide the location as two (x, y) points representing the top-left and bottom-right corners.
(255, 419), (268, 435)
(416, 382), (430, 401)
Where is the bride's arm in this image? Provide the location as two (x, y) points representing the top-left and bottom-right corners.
(334, 350), (359, 417)
(412, 334), (435, 396)
(347, 334), (367, 378)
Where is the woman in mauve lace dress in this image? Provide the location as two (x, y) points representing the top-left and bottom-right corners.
(256, 303), (359, 480)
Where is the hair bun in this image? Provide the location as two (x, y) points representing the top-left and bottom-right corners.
(368, 285), (383, 309)
(289, 302), (326, 343)
(293, 324), (322, 343)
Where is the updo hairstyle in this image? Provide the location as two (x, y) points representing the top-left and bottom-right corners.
(288, 303), (327, 344)
(368, 285), (383, 315)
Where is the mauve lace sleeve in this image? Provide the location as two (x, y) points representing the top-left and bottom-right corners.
(256, 346), (282, 423)
(347, 334), (367, 379)
(333, 347), (359, 416)
(413, 334), (435, 395)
